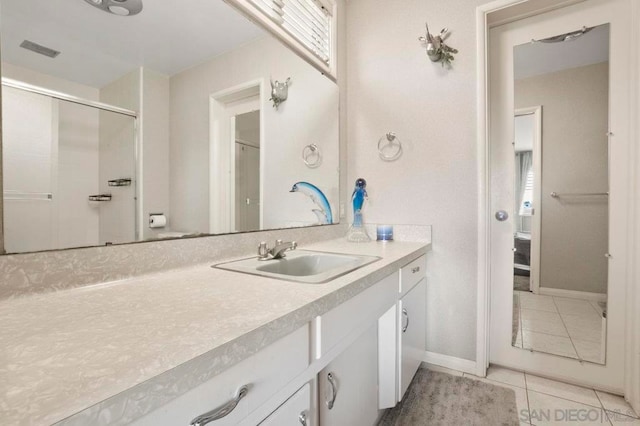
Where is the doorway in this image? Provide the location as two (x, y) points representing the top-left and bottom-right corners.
(234, 110), (260, 232)
(513, 106), (542, 295)
(209, 81), (263, 234)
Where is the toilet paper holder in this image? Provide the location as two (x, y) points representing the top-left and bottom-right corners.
(149, 213), (167, 228)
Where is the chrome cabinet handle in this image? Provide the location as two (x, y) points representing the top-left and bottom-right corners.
(402, 308), (409, 333)
(326, 372), (338, 409)
(190, 385), (249, 426)
(299, 411), (308, 425)
(411, 266), (420, 273)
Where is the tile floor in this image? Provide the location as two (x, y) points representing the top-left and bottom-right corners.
(513, 291), (606, 363)
(425, 364), (639, 426)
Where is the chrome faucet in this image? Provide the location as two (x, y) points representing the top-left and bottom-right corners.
(258, 239), (297, 260)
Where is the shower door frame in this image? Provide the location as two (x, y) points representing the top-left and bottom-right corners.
(0, 78), (140, 251)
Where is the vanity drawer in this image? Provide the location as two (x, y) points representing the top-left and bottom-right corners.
(399, 254), (426, 296)
(132, 325), (309, 426)
(315, 271), (398, 360)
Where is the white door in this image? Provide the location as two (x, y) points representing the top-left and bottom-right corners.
(488, 0), (631, 391)
(319, 324), (379, 426)
(2, 87), (59, 253)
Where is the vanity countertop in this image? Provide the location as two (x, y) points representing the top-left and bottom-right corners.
(0, 238), (430, 425)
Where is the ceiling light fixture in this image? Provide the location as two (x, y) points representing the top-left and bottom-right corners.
(83, 0), (143, 16)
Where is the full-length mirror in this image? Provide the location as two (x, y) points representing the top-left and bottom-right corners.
(511, 24), (609, 364)
(0, 0), (339, 254)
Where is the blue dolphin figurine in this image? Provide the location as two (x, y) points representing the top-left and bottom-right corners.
(290, 182), (333, 224)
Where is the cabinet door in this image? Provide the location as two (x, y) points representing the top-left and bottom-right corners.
(260, 383), (311, 426)
(319, 324), (379, 426)
(378, 304), (398, 409)
(399, 278), (427, 401)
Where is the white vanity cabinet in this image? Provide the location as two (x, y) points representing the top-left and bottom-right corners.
(314, 270), (398, 425)
(398, 255), (427, 401)
(125, 252), (428, 426)
(131, 326), (309, 426)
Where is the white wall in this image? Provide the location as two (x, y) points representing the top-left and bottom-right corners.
(141, 69), (171, 239)
(516, 62), (609, 294)
(236, 110), (260, 147)
(346, 0), (490, 361)
(169, 36), (339, 234)
(2, 62), (99, 101)
(514, 114), (535, 152)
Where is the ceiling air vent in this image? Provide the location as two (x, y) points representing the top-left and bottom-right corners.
(20, 40), (61, 58)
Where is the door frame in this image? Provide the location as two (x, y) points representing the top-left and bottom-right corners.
(209, 80), (264, 234)
(514, 106), (542, 295)
(476, 0), (640, 406)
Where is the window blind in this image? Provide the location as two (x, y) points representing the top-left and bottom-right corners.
(519, 168), (535, 216)
(249, 0), (332, 64)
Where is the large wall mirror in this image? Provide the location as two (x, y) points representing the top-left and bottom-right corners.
(511, 24), (609, 364)
(0, 0), (339, 254)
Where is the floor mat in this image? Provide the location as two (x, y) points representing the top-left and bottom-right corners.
(379, 369), (519, 426)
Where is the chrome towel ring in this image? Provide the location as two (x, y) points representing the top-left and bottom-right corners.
(302, 143), (322, 168)
(378, 132), (403, 161)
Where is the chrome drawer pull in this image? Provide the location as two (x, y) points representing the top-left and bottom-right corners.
(411, 266), (420, 273)
(190, 385), (249, 426)
(326, 372), (338, 409)
(299, 411), (308, 425)
(402, 308), (410, 333)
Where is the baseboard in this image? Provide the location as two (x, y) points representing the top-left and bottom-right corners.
(538, 287), (607, 302)
(423, 351), (477, 375)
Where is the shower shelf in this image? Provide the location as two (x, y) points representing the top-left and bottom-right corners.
(88, 194), (112, 202)
(108, 178), (132, 187)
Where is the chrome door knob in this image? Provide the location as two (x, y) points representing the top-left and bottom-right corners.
(495, 210), (509, 221)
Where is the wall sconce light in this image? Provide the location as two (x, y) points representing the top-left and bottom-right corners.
(269, 77), (291, 109)
(419, 23), (458, 68)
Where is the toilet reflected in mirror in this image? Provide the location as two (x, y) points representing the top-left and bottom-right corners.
(510, 23), (610, 364)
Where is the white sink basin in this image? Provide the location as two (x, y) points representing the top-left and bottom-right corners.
(213, 250), (381, 283)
